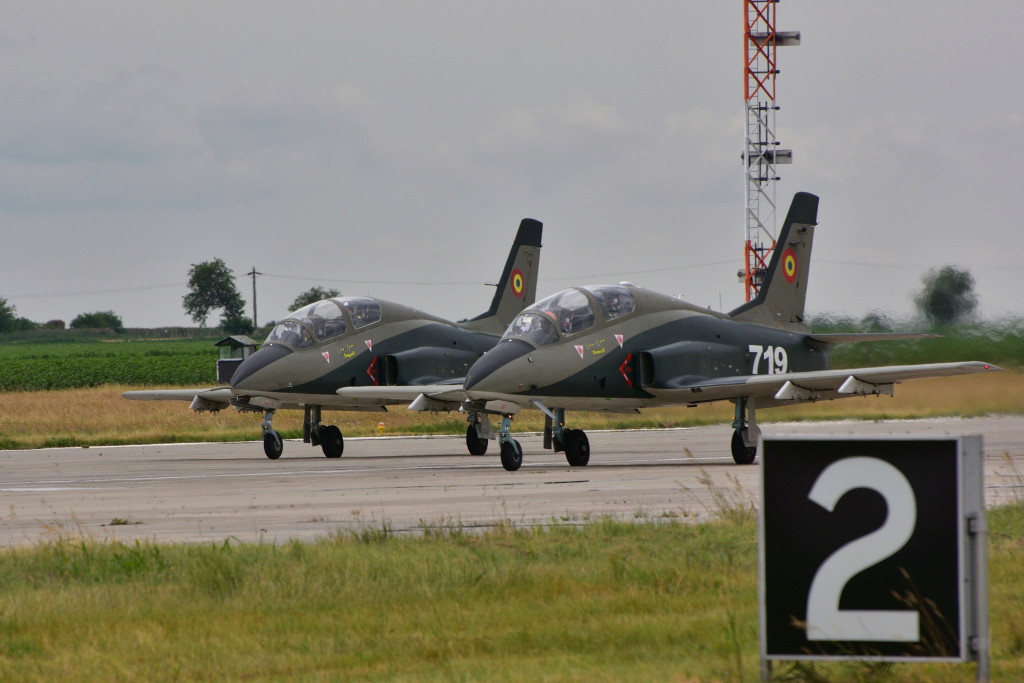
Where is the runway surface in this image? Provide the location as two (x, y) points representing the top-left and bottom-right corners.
(2, 416), (1022, 547)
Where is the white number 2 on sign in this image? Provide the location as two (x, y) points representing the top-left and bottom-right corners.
(805, 457), (920, 642)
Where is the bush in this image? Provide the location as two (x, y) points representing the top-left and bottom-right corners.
(70, 311), (124, 333)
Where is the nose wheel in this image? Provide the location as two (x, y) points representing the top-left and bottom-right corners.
(497, 414), (522, 471)
(263, 427), (283, 459)
(499, 439), (523, 471)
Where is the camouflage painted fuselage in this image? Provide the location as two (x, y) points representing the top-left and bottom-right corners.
(232, 300), (500, 410)
(464, 286), (832, 411)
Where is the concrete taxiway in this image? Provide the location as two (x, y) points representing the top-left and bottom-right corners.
(2, 416), (1022, 547)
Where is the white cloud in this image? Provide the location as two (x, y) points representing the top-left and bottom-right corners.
(0, 1), (1020, 327)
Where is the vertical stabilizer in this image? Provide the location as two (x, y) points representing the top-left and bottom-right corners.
(460, 218), (543, 334)
(728, 192), (818, 330)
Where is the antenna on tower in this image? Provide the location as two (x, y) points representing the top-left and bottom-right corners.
(741, 0), (800, 301)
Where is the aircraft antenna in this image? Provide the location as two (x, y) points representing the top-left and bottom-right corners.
(741, 0), (799, 301)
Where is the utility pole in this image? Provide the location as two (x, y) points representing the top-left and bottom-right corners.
(246, 267), (262, 328)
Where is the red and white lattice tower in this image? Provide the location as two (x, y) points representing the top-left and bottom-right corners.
(742, 0), (799, 301)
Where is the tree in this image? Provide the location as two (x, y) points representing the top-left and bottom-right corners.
(220, 313), (255, 335)
(183, 258), (245, 327)
(0, 297), (36, 333)
(0, 297), (17, 332)
(291, 286), (341, 311)
(914, 265), (978, 326)
(70, 310), (124, 332)
(859, 311), (893, 333)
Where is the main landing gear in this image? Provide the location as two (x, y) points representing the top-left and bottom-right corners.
(260, 406), (345, 460)
(494, 407), (591, 472)
(730, 397), (759, 465)
(547, 408), (589, 467)
(465, 412), (491, 456)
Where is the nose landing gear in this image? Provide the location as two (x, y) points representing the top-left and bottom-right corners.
(497, 414), (523, 471)
(262, 410), (283, 459)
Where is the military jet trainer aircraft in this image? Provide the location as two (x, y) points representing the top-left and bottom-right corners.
(338, 192), (999, 471)
(123, 218), (542, 459)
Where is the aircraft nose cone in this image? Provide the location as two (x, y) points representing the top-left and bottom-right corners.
(230, 344), (292, 389)
(464, 338), (533, 390)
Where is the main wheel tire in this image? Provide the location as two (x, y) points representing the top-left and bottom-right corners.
(499, 440), (523, 471)
(730, 430), (757, 465)
(466, 425), (488, 456)
(564, 429), (590, 467)
(264, 430), (284, 460)
(320, 425), (344, 458)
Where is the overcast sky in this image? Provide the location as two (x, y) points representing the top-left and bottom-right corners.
(2, 1), (1020, 329)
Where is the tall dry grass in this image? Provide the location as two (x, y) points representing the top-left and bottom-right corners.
(0, 371), (1019, 450)
(2, 510), (1023, 681)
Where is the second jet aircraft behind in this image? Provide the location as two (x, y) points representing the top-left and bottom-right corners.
(123, 218), (542, 459)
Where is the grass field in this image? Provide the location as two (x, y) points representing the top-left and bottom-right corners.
(0, 504), (1021, 681)
(2, 331), (1022, 680)
(0, 322), (1019, 447)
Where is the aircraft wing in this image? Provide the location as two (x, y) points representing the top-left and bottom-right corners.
(124, 386), (396, 413)
(336, 361), (1001, 415)
(645, 361), (1001, 408)
(336, 384), (470, 411)
(121, 388), (234, 412)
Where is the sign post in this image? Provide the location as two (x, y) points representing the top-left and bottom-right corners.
(758, 435), (988, 681)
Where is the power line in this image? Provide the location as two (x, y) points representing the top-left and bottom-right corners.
(256, 260), (740, 288)
(10, 283), (184, 298)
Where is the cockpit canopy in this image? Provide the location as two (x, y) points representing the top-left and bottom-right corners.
(265, 296), (382, 349)
(504, 285), (635, 346)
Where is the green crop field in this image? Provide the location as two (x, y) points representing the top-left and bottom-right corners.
(0, 337), (219, 391)
(1, 319), (1021, 393)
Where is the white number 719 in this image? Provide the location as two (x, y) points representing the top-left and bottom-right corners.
(749, 344), (788, 374)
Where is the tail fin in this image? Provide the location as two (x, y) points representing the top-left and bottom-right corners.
(729, 192), (819, 330)
(460, 218), (543, 334)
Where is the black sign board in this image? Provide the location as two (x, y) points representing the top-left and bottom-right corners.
(759, 435), (986, 668)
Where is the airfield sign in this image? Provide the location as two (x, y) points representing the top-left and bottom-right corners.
(758, 435), (987, 678)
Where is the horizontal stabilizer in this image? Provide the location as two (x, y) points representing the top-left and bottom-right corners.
(809, 333), (941, 344)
